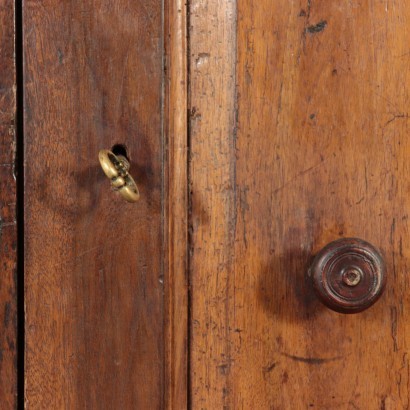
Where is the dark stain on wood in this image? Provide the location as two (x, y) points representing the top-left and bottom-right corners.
(306, 20), (328, 34)
(262, 362), (277, 373)
(4, 302), (11, 327)
(281, 353), (344, 365)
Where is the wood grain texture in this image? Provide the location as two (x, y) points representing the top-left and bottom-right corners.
(0, 1), (17, 407)
(164, 0), (188, 408)
(190, 0), (410, 408)
(24, 1), (165, 408)
(189, 0), (237, 408)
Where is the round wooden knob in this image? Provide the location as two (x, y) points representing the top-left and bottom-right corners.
(309, 238), (386, 314)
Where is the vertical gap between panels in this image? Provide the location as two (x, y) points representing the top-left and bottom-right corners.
(15, 0), (25, 408)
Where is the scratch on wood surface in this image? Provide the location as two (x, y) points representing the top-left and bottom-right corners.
(391, 306), (398, 352)
(281, 352), (344, 365)
(262, 362), (277, 373)
(115, 49), (130, 117)
(262, 362), (278, 381)
(273, 158), (327, 194)
(384, 113), (410, 127)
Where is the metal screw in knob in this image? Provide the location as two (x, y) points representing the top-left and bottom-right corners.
(342, 268), (362, 287)
(309, 238), (386, 314)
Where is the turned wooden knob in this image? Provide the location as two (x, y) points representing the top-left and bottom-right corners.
(309, 238), (386, 314)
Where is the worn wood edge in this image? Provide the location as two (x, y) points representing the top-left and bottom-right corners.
(0, 1), (18, 407)
(188, 0), (238, 407)
(164, 0), (188, 408)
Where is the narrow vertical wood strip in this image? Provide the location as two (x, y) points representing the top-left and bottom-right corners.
(164, 0), (188, 408)
(0, 1), (17, 407)
(189, 0), (237, 408)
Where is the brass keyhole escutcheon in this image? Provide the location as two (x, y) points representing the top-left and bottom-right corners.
(98, 149), (140, 203)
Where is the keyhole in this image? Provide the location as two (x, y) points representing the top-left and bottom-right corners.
(111, 144), (129, 161)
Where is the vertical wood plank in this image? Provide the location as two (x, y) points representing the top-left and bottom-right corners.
(24, 1), (165, 407)
(190, 0), (410, 408)
(0, 1), (17, 407)
(189, 0), (237, 408)
(164, 0), (188, 408)
(233, 1), (410, 407)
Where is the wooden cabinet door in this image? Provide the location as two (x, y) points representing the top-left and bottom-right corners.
(21, 0), (187, 408)
(189, 1), (410, 409)
(2, 0), (410, 408)
(1, 0), (188, 408)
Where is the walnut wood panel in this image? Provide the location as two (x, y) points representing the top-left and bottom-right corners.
(190, 0), (410, 408)
(24, 1), (165, 408)
(0, 1), (17, 407)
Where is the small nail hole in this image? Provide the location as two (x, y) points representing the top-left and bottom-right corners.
(111, 144), (129, 160)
